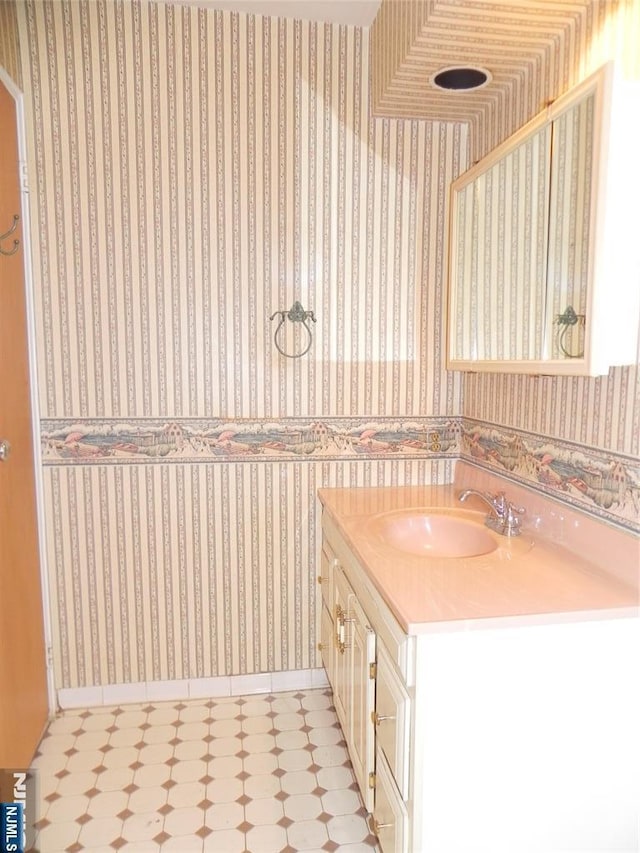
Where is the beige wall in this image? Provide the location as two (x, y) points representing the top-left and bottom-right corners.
(20, 0), (465, 422)
(17, 0), (463, 689)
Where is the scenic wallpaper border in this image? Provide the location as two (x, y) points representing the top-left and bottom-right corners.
(41, 415), (639, 532)
(41, 417), (461, 464)
(461, 418), (640, 534)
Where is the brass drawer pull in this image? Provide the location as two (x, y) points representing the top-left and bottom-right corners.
(369, 815), (393, 835)
(335, 604), (346, 654)
(371, 711), (396, 726)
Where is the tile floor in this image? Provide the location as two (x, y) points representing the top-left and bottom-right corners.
(32, 688), (379, 852)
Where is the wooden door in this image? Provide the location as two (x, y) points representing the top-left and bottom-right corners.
(0, 73), (49, 767)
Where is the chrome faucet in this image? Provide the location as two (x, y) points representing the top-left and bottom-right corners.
(458, 489), (525, 537)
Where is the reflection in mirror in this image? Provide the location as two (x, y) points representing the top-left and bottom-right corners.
(447, 62), (639, 376)
(546, 92), (594, 359)
(450, 125), (551, 361)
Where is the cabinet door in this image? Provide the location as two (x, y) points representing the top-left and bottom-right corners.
(347, 594), (376, 812)
(332, 565), (376, 811)
(332, 566), (352, 733)
(375, 644), (411, 798)
(318, 544), (335, 611)
(372, 749), (408, 853)
(319, 544), (338, 692)
(320, 603), (335, 688)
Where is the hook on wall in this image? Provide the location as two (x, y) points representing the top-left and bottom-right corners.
(270, 301), (316, 358)
(0, 214), (20, 256)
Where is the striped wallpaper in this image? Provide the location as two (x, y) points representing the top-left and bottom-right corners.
(15, 0), (465, 690)
(450, 124), (551, 362)
(20, 0), (466, 421)
(5, 0), (638, 693)
(43, 459), (453, 689)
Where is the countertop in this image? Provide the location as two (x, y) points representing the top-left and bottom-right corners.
(318, 484), (639, 634)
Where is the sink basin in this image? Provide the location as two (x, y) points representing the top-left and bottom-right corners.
(369, 510), (498, 558)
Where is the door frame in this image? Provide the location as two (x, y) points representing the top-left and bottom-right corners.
(1, 65), (55, 716)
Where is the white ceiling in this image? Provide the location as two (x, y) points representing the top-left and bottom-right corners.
(165, 0), (382, 27)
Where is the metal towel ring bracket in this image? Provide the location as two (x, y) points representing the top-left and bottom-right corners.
(270, 301), (316, 358)
(555, 305), (585, 359)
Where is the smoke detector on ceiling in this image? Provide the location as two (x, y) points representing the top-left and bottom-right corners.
(430, 66), (492, 92)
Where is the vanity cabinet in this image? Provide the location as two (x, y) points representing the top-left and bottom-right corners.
(319, 508), (640, 853)
(321, 514), (413, 851)
(447, 62), (640, 375)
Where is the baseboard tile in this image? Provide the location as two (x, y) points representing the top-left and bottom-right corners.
(56, 668), (329, 710)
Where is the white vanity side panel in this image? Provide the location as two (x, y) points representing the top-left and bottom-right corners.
(412, 616), (640, 853)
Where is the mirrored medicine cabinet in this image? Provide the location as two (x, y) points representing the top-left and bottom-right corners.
(447, 62), (640, 376)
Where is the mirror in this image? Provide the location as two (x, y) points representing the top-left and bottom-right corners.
(545, 92), (594, 360)
(451, 123), (551, 361)
(447, 63), (640, 376)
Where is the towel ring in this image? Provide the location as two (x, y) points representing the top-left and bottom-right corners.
(270, 301), (316, 358)
(555, 305), (585, 359)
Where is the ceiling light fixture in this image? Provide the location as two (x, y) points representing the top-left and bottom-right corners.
(431, 66), (492, 91)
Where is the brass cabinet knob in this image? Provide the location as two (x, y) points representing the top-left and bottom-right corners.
(369, 814), (393, 835)
(371, 711), (396, 726)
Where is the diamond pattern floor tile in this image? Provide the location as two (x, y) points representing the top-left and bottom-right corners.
(32, 689), (378, 851)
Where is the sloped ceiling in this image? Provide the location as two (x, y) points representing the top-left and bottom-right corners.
(370, 0), (595, 123)
(163, 0), (608, 149)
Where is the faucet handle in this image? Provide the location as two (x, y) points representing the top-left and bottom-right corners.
(506, 497), (526, 516)
(504, 499), (526, 534)
(492, 491), (508, 515)
(458, 487), (526, 536)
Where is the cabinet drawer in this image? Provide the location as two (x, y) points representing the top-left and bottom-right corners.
(375, 644), (410, 798)
(371, 749), (408, 853)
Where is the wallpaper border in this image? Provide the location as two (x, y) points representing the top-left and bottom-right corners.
(40, 415), (640, 533)
(461, 417), (640, 534)
(41, 417), (461, 464)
